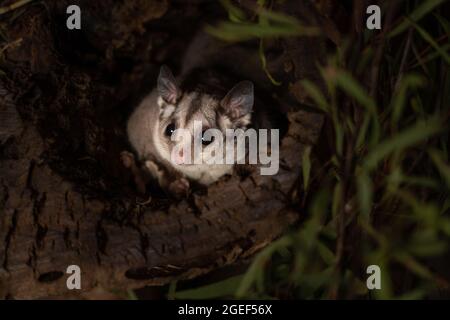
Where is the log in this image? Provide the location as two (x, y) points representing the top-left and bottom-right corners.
(0, 0), (325, 299)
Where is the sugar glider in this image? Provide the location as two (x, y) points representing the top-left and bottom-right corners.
(123, 65), (255, 196)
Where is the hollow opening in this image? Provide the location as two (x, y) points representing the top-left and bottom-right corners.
(38, 271), (64, 283)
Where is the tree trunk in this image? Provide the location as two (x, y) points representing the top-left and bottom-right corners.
(0, 0), (325, 299)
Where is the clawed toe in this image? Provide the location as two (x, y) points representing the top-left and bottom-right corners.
(120, 151), (135, 168)
(169, 178), (190, 197)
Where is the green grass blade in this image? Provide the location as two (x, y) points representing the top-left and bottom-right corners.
(364, 119), (443, 171)
(357, 171), (373, 216)
(302, 146), (312, 191)
(333, 70), (377, 115)
(390, 74), (425, 125)
(174, 275), (244, 299)
(434, 13), (450, 36)
(429, 149), (450, 189)
(389, 0), (446, 38)
(301, 80), (330, 112)
(259, 39), (281, 86)
(408, 19), (450, 65)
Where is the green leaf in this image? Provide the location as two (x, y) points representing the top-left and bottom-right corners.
(364, 119), (442, 171)
(397, 288), (427, 300)
(409, 240), (447, 257)
(333, 70), (377, 115)
(357, 171), (373, 216)
(429, 149), (450, 189)
(410, 44), (450, 69)
(0, 0), (35, 15)
(332, 182), (342, 218)
(174, 275), (244, 299)
(400, 175), (440, 189)
(257, 7), (301, 26)
(434, 13), (450, 36)
(334, 117), (344, 157)
(259, 39), (281, 86)
(302, 146), (312, 191)
(309, 188), (330, 223)
(167, 280), (177, 300)
(317, 241), (335, 265)
(395, 253), (434, 280)
(127, 289), (138, 300)
(220, 0), (247, 23)
(390, 74), (425, 126)
(441, 218), (450, 236)
(408, 18), (450, 65)
(300, 80), (330, 112)
(389, 0), (446, 38)
(236, 236), (292, 298)
(374, 258), (393, 299)
(410, 95), (425, 116)
(356, 113), (371, 149)
(206, 21), (319, 42)
(297, 268), (333, 293)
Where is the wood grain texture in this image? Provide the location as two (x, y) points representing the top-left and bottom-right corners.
(0, 0), (325, 299)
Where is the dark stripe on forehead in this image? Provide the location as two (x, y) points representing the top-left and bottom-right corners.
(185, 92), (203, 123)
(180, 68), (232, 98)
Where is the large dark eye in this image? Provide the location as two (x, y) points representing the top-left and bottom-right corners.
(165, 123), (176, 136)
(202, 130), (215, 146)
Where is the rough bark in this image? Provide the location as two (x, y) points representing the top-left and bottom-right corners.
(0, 0), (325, 299)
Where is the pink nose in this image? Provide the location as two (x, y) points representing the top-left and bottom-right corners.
(174, 149), (185, 164)
(178, 149), (184, 160)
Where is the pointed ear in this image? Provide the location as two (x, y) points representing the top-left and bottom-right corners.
(157, 65), (180, 104)
(221, 81), (254, 120)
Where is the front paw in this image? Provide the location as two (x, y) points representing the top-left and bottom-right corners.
(120, 151), (147, 194)
(120, 151), (136, 168)
(168, 178), (190, 197)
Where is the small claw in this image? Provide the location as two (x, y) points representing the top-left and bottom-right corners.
(169, 178), (190, 197)
(120, 151), (135, 168)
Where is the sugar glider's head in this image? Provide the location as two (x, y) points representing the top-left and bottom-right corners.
(155, 65), (254, 166)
